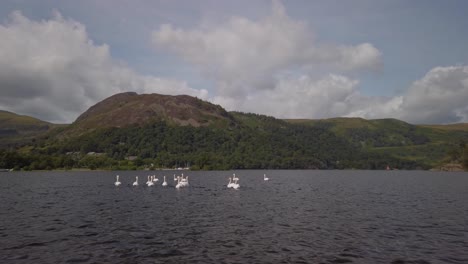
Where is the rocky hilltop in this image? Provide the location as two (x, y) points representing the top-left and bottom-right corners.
(69, 92), (233, 134)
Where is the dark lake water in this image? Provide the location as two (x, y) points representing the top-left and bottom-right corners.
(1, 170), (467, 263)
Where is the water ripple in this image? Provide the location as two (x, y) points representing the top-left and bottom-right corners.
(0, 170), (467, 263)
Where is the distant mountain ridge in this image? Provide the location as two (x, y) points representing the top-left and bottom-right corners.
(0, 110), (52, 129)
(0, 110), (57, 148)
(285, 117), (431, 147)
(284, 117), (468, 169)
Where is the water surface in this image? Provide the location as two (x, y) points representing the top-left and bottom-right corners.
(1, 170), (467, 263)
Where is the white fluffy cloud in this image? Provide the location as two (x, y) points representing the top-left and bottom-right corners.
(212, 74), (359, 118)
(152, 0), (381, 98)
(258, 66), (468, 124)
(338, 66), (468, 124)
(0, 11), (208, 123)
(150, 0), (402, 123)
(152, 1), (468, 124)
(2, 5), (466, 125)
(397, 66), (468, 123)
(212, 74), (404, 122)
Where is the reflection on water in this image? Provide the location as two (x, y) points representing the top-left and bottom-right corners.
(1, 170), (467, 263)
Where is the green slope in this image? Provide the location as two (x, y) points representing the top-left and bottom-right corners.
(0, 110), (65, 148)
(284, 118), (468, 168)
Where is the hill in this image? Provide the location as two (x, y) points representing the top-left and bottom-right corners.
(284, 118), (468, 168)
(3, 93), (389, 170)
(420, 123), (468, 131)
(39, 112), (366, 170)
(284, 118), (432, 147)
(0, 110), (62, 148)
(1, 92), (467, 171)
(64, 92), (233, 137)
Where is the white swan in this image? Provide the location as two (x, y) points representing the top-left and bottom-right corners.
(147, 176), (154, 187)
(146, 175), (151, 185)
(227, 177), (233, 188)
(173, 174), (177, 181)
(162, 176), (168, 187)
(181, 176), (189, 187)
(152, 175), (159, 182)
(176, 175), (189, 188)
(232, 178), (240, 190)
(133, 176), (139, 186)
(264, 174), (269, 181)
(232, 173), (239, 181)
(175, 177), (182, 189)
(115, 175), (121, 186)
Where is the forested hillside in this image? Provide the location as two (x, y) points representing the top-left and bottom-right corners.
(286, 118), (468, 170)
(1, 93), (467, 171)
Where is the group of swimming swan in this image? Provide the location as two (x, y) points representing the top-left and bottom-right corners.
(114, 173), (185, 188)
(227, 173), (240, 189)
(226, 173), (269, 189)
(175, 174), (189, 189)
(114, 173), (270, 189)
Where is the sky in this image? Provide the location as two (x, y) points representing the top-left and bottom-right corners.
(1, 0), (468, 124)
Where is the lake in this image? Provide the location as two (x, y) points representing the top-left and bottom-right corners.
(1, 170), (467, 263)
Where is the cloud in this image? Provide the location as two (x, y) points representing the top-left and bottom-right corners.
(1, 5), (465, 126)
(152, 0), (468, 124)
(334, 65), (468, 124)
(150, 0), (415, 123)
(0, 11), (208, 123)
(212, 74), (357, 118)
(212, 65), (468, 124)
(397, 66), (468, 124)
(151, 0), (421, 123)
(152, 0), (382, 98)
(211, 73), (402, 122)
